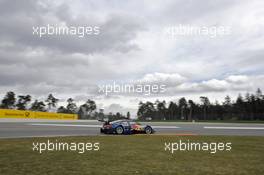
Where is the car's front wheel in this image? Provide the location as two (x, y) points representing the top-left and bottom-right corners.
(115, 126), (124, 135)
(145, 126), (152, 134)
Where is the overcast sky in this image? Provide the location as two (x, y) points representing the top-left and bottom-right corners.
(0, 0), (264, 115)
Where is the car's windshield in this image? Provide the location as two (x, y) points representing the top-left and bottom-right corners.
(129, 121), (141, 125)
(109, 120), (123, 124)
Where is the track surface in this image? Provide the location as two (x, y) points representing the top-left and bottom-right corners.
(0, 119), (264, 138)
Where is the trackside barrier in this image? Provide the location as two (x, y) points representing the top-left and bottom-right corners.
(0, 109), (78, 120)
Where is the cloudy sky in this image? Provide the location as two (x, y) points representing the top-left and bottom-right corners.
(0, 0), (264, 115)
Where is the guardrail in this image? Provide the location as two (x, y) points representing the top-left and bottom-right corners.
(0, 109), (77, 120)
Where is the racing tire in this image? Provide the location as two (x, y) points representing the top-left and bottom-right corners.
(115, 126), (124, 135)
(145, 126), (152, 134)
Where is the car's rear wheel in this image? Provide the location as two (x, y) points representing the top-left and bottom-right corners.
(145, 126), (152, 134)
(115, 126), (124, 134)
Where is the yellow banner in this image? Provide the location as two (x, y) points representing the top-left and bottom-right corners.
(0, 109), (77, 120)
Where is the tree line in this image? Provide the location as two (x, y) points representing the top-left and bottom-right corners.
(137, 88), (264, 121)
(0, 92), (130, 120)
(1, 88), (264, 121)
(0, 92), (96, 119)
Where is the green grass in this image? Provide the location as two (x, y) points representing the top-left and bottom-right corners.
(0, 135), (264, 175)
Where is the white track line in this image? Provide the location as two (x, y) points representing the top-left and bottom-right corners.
(152, 126), (180, 129)
(28, 123), (180, 129)
(28, 124), (101, 128)
(204, 126), (264, 130)
(0, 134), (95, 139)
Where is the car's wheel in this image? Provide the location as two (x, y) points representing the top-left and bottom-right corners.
(145, 126), (152, 134)
(115, 126), (124, 135)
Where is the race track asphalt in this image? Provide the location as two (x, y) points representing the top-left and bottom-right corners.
(0, 119), (264, 138)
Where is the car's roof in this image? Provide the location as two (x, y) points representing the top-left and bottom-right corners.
(111, 119), (134, 123)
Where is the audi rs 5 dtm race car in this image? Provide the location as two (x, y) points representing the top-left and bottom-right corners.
(100, 120), (154, 135)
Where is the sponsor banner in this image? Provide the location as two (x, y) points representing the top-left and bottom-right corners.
(0, 109), (77, 120)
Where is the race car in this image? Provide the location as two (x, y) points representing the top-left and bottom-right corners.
(100, 119), (154, 135)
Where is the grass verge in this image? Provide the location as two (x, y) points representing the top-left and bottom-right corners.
(0, 135), (263, 175)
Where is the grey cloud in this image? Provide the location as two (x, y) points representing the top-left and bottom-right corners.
(0, 0), (144, 55)
(0, 0), (40, 15)
(0, 0), (264, 110)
